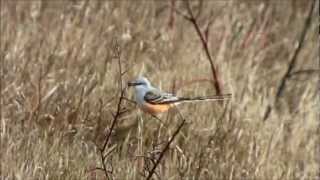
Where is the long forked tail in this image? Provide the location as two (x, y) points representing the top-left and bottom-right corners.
(175, 93), (232, 104)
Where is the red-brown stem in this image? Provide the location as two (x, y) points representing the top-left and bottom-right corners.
(184, 1), (222, 95)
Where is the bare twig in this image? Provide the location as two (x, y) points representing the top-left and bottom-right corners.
(150, 114), (168, 128)
(122, 97), (137, 105)
(101, 66), (125, 154)
(194, 0), (204, 19)
(93, 41), (129, 180)
(288, 69), (320, 78)
(146, 107), (186, 180)
(168, 0), (176, 29)
(174, 0), (222, 95)
(263, 0), (316, 121)
(204, 10), (215, 43)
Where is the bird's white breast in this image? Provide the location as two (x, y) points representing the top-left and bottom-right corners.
(134, 86), (148, 107)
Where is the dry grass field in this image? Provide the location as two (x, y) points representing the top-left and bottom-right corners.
(1, 0), (319, 179)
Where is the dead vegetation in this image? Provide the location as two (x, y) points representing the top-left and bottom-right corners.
(1, 0), (319, 179)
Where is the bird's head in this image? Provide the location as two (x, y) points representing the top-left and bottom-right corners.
(128, 76), (151, 89)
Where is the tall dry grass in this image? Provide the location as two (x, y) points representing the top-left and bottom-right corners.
(1, 0), (319, 179)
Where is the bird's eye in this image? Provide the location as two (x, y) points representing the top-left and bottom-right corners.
(137, 82), (145, 86)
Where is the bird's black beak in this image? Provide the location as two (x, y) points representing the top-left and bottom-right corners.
(128, 81), (138, 87)
(128, 81), (135, 87)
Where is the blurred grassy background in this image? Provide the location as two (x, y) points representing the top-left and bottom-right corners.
(1, 0), (319, 179)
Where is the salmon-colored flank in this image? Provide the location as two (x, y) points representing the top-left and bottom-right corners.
(141, 103), (172, 115)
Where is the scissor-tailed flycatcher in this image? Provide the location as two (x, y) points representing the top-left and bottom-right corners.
(128, 77), (231, 115)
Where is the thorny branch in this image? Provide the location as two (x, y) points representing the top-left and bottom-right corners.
(263, 0), (316, 121)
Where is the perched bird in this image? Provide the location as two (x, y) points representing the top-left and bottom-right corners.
(128, 77), (231, 115)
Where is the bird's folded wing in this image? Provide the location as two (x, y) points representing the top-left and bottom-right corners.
(144, 90), (179, 104)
